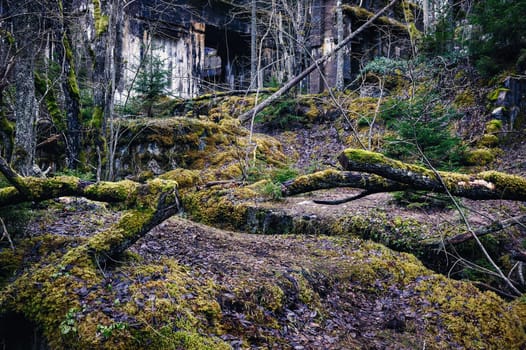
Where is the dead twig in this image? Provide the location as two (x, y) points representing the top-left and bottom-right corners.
(0, 217), (14, 250)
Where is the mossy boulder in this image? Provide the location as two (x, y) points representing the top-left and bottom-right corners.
(114, 117), (286, 181)
(465, 148), (496, 165)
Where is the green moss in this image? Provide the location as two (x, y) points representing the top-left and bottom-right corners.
(0, 114), (14, 153)
(84, 180), (140, 204)
(465, 148), (495, 165)
(454, 89), (476, 108)
(342, 148), (390, 165)
(34, 73), (66, 131)
(61, 36), (80, 101)
(115, 113), (286, 181)
(400, 0), (416, 22)
(486, 119), (503, 133)
(232, 281), (284, 328)
(90, 106), (104, 129)
(86, 209), (154, 255)
(323, 239), (526, 348)
(0, 114), (13, 135)
(0, 29), (15, 46)
(342, 5), (408, 32)
(182, 187), (255, 230)
(115, 259), (229, 349)
(0, 186), (20, 202)
(68, 67), (80, 101)
(332, 211), (428, 253)
(304, 102), (319, 121)
(339, 148), (526, 197)
(411, 277), (525, 349)
(92, 0), (109, 36)
(480, 170), (526, 198)
(487, 88), (509, 102)
(478, 134), (499, 147)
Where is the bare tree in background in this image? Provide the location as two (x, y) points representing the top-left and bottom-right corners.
(10, 1), (42, 175)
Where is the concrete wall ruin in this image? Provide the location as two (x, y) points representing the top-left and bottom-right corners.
(115, 0), (415, 99)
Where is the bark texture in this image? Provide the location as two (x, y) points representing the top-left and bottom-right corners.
(12, 1), (40, 175)
(60, 2), (82, 170)
(282, 169), (407, 196)
(339, 149), (526, 201)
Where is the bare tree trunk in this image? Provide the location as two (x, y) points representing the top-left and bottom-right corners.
(239, 0), (398, 123)
(250, 0), (257, 87)
(336, 0), (344, 91)
(59, 2), (82, 170)
(90, 0), (123, 180)
(423, 0), (430, 32)
(12, 3), (39, 175)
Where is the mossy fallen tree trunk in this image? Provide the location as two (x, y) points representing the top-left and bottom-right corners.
(281, 149), (526, 250)
(282, 150), (526, 202)
(338, 149), (526, 201)
(2, 177), (180, 263)
(281, 169), (408, 196)
(0, 156), (181, 261)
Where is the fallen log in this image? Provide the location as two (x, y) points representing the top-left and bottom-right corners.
(436, 214), (526, 246)
(338, 149), (526, 201)
(281, 169), (408, 196)
(0, 155), (181, 262)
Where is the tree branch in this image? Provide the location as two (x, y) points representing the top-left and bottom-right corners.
(313, 190), (374, 205)
(436, 215), (526, 246)
(0, 156), (32, 198)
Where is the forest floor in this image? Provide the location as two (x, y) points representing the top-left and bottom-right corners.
(22, 182), (524, 349)
(11, 109), (526, 348)
(12, 109), (525, 348)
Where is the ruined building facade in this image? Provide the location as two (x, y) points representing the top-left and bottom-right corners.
(111, 0), (416, 99)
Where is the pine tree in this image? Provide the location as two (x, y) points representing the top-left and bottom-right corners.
(469, 0), (526, 76)
(133, 51), (170, 117)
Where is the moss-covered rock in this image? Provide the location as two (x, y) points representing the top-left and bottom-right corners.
(465, 148), (496, 165)
(114, 117), (286, 181)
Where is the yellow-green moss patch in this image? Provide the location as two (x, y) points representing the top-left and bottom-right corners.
(465, 148), (495, 165)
